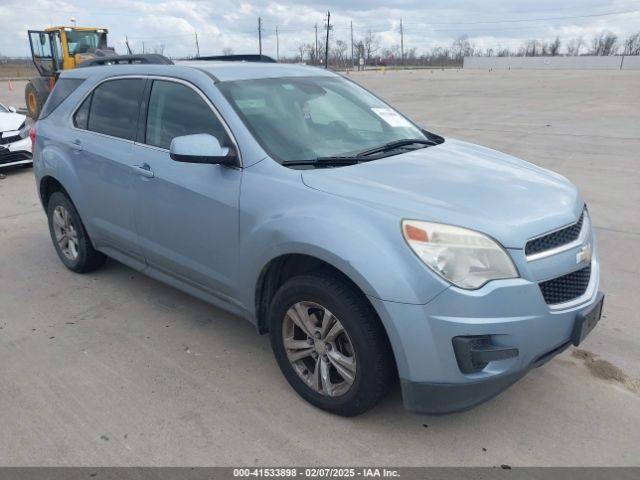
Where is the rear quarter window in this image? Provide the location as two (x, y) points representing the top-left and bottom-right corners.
(40, 78), (85, 119)
(73, 94), (91, 130)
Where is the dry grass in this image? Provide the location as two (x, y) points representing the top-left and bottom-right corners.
(0, 64), (38, 80)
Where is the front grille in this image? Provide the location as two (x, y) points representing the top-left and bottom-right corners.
(539, 265), (591, 305)
(525, 211), (584, 256)
(0, 134), (21, 145)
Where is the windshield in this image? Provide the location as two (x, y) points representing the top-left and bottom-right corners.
(0, 103), (7, 113)
(66, 30), (107, 55)
(217, 76), (428, 163)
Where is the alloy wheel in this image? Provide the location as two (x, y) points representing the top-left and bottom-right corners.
(52, 205), (79, 261)
(282, 301), (357, 397)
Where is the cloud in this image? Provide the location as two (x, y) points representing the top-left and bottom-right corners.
(0, 0), (639, 58)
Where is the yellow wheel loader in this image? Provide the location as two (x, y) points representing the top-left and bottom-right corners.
(26, 27), (114, 118)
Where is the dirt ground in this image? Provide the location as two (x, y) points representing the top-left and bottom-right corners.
(0, 69), (639, 466)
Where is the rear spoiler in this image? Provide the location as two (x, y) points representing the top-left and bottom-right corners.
(77, 54), (174, 68)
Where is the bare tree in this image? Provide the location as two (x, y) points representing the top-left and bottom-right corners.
(222, 47), (234, 56)
(566, 37), (584, 56)
(452, 35), (475, 58)
(381, 44), (400, 65)
(520, 40), (542, 57)
(590, 31), (618, 55)
(151, 44), (165, 55)
(623, 32), (640, 55)
(332, 40), (349, 68)
(548, 37), (561, 56)
(361, 31), (379, 64)
(308, 40), (325, 65)
(296, 43), (308, 63)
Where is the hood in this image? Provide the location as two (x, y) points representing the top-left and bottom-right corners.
(0, 112), (26, 133)
(301, 138), (583, 249)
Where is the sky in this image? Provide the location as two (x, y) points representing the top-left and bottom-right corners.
(1, 0), (639, 59)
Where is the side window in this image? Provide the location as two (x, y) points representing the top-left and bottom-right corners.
(87, 78), (145, 141)
(73, 93), (91, 129)
(146, 80), (227, 150)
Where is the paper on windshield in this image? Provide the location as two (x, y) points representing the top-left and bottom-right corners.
(371, 108), (413, 128)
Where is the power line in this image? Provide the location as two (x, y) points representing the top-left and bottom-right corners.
(401, 8), (640, 25)
(261, 8), (640, 32)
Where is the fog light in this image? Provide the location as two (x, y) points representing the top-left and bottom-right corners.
(452, 336), (519, 374)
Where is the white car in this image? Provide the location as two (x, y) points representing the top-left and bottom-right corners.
(0, 103), (32, 168)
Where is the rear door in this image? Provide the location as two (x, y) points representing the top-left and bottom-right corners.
(69, 77), (146, 265)
(131, 78), (242, 301)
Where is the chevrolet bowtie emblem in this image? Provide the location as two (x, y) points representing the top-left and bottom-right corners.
(577, 243), (592, 265)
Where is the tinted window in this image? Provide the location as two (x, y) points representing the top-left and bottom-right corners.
(146, 80), (227, 150)
(73, 93), (91, 129)
(88, 79), (145, 141)
(40, 78), (84, 119)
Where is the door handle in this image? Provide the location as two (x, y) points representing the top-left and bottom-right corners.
(132, 163), (154, 178)
(68, 139), (83, 151)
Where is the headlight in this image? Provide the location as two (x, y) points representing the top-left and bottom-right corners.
(19, 122), (30, 139)
(402, 220), (518, 289)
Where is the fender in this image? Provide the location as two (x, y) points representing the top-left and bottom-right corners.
(236, 161), (449, 319)
(35, 135), (89, 226)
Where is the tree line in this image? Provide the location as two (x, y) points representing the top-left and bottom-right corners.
(286, 30), (640, 68)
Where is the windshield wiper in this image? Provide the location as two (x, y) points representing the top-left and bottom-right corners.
(354, 138), (437, 158)
(281, 138), (438, 168)
(282, 156), (360, 168)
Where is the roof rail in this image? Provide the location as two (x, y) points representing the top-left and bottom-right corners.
(192, 54), (277, 63)
(77, 54), (174, 68)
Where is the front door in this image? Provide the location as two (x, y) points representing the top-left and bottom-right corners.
(132, 79), (242, 301)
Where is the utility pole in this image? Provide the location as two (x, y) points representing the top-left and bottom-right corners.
(350, 21), (354, 69)
(324, 11), (330, 69)
(314, 24), (318, 65)
(258, 17), (262, 56)
(142, 41), (145, 54)
(275, 26), (279, 61)
(195, 31), (200, 58)
(400, 18), (404, 67)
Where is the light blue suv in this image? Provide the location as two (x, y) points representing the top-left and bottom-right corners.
(32, 60), (604, 416)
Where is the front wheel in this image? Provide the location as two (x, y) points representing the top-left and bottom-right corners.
(269, 273), (395, 416)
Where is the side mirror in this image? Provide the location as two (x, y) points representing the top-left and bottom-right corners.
(8, 106), (17, 113)
(169, 133), (239, 167)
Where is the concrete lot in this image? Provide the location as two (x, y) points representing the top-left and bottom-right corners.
(1, 69), (639, 466)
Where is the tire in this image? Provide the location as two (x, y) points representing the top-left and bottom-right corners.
(25, 79), (49, 119)
(46, 191), (106, 273)
(269, 272), (395, 416)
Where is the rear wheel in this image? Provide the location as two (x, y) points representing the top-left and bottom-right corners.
(269, 272), (395, 416)
(46, 192), (106, 273)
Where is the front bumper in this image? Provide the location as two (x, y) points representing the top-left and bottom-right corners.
(0, 135), (32, 167)
(369, 255), (602, 414)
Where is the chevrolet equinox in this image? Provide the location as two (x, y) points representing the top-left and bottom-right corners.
(32, 61), (604, 416)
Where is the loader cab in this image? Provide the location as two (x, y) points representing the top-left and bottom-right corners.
(28, 27), (110, 74)
(26, 27), (110, 118)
